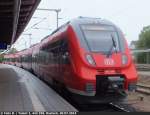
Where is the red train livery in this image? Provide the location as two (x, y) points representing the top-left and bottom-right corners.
(4, 17), (138, 103)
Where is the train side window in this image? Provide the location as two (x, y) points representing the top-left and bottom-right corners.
(60, 39), (70, 64)
(44, 40), (61, 64)
(32, 55), (35, 63)
(61, 39), (68, 53)
(51, 40), (61, 54)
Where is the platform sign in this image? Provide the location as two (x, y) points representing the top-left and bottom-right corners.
(0, 42), (7, 49)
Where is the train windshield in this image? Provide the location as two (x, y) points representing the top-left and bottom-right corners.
(81, 25), (120, 54)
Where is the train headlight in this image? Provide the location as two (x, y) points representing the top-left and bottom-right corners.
(122, 54), (128, 65)
(86, 54), (96, 66)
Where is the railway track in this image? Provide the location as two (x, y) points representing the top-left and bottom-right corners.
(109, 103), (134, 112)
(75, 103), (134, 112)
(136, 64), (150, 71)
(136, 63), (150, 95)
(56, 89), (136, 112)
(57, 89), (136, 112)
(136, 84), (150, 95)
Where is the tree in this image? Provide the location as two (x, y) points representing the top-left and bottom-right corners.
(0, 54), (4, 63)
(8, 48), (17, 53)
(136, 26), (150, 63)
(137, 26), (150, 49)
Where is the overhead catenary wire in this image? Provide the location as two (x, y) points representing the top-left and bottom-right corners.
(23, 17), (47, 32)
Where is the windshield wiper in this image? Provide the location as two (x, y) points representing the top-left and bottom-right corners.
(106, 35), (117, 58)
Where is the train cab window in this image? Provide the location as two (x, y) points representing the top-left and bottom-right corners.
(80, 25), (121, 54)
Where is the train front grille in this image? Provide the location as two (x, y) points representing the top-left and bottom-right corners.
(96, 75), (125, 95)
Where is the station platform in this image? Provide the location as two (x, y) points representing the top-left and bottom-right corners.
(0, 64), (77, 112)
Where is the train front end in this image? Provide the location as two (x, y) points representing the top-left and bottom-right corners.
(67, 17), (138, 103)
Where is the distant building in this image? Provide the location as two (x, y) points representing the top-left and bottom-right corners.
(130, 41), (138, 50)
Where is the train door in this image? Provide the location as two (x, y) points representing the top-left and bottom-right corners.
(35, 50), (40, 76)
(31, 51), (35, 73)
(39, 45), (51, 79)
(32, 49), (38, 74)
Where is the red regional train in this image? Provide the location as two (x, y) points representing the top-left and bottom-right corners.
(3, 17), (138, 103)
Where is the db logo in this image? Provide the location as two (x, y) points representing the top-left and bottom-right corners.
(104, 58), (114, 65)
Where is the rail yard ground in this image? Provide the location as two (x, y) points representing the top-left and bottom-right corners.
(127, 71), (150, 112)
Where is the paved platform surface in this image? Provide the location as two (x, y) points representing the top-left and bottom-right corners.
(0, 64), (77, 112)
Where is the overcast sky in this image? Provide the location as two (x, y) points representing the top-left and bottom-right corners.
(13, 0), (150, 50)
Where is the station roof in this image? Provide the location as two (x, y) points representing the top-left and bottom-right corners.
(0, 0), (41, 45)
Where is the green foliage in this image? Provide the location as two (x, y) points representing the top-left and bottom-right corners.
(9, 48), (17, 53)
(137, 26), (150, 49)
(0, 55), (4, 63)
(136, 26), (150, 64)
(136, 52), (147, 64)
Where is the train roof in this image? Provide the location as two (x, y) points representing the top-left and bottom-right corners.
(69, 17), (115, 26)
(39, 17), (118, 43)
(49, 17), (116, 36)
